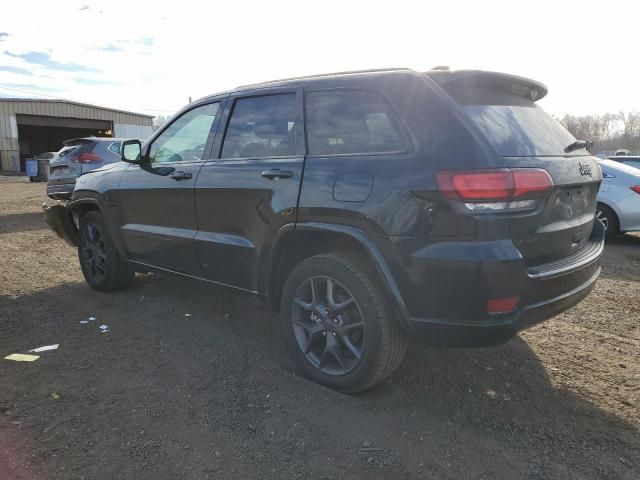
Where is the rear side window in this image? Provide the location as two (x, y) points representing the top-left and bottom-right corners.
(305, 90), (404, 155)
(221, 94), (296, 159)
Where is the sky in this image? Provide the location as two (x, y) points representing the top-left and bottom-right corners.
(0, 0), (638, 120)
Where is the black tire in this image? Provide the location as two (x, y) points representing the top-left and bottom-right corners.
(78, 211), (134, 292)
(596, 203), (619, 241)
(280, 252), (407, 393)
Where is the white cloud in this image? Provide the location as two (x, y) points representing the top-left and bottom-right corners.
(0, 0), (638, 117)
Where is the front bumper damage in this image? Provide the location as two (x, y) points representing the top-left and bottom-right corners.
(42, 202), (78, 247)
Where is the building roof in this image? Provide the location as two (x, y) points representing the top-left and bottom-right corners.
(0, 97), (154, 119)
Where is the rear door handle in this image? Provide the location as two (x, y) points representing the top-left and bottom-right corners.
(170, 171), (193, 181)
(261, 169), (293, 180)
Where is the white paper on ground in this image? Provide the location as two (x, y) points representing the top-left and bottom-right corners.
(28, 344), (59, 353)
(79, 320), (89, 324)
(99, 324), (109, 330)
(89, 316), (96, 321)
(5, 354), (39, 362)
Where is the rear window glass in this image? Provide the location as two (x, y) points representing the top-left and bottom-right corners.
(305, 90), (404, 155)
(108, 142), (122, 155)
(58, 146), (80, 157)
(452, 90), (580, 157)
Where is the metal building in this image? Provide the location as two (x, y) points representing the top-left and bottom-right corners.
(0, 98), (153, 172)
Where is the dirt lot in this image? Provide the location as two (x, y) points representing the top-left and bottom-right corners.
(0, 177), (639, 480)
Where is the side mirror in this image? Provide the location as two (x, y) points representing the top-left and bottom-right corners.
(121, 139), (143, 163)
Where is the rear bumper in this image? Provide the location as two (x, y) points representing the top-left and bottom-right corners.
(389, 220), (605, 347)
(46, 181), (75, 200)
(42, 203), (78, 247)
(406, 265), (600, 346)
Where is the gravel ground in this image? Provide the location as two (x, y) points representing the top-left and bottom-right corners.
(1, 177), (639, 480)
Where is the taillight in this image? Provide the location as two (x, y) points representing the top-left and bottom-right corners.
(435, 168), (553, 213)
(71, 152), (103, 163)
(631, 186), (640, 195)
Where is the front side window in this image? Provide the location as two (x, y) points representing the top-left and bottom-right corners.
(305, 90), (405, 155)
(148, 102), (219, 163)
(221, 94), (296, 159)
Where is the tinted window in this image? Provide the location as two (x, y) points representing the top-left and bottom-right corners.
(149, 102), (219, 163)
(453, 91), (579, 157)
(305, 90), (404, 155)
(58, 146), (80, 157)
(221, 94), (296, 159)
(624, 160), (640, 170)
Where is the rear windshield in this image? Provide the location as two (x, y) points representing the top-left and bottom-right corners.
(57, 145), (80, 157)
(450, 90), (581, 157)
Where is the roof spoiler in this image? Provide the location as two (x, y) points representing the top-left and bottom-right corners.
(426, 70), (548, 102)
(62, 138), (95, 146)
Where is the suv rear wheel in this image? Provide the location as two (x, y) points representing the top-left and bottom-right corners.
(78, 211), (134, 291)
(280, 252), (407, 393)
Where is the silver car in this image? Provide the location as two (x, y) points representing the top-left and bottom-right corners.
(47, 137), (123, 200)
(597, 159), (640, 239)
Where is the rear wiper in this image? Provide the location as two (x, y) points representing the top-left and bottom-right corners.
(564, 140), (587, 153)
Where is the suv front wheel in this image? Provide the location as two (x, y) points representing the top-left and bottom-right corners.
(280, 252), (407, 393)
(78, 211), (134, 292)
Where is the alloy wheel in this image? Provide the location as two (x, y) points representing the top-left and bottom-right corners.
(596, 208), (609, 231)
(81, 223), (107, 281)
(291, 275), (365, 376)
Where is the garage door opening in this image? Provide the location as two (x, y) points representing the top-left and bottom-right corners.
(16, 114), (113, 171)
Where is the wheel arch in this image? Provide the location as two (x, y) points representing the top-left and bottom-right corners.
(265, 223), (410, 326)
(68, 197), (125, 254)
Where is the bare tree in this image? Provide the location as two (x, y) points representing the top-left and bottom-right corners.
(153, 115), (168, 131)
(559, 111), (638, 155)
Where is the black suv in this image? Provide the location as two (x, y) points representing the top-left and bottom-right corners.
(44, 69), (604, 392)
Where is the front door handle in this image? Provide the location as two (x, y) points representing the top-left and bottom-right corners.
(261, 169), (293, 180)
(170, 171), (193, 181)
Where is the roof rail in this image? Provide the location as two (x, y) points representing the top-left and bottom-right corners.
(236, 67), (413, 90)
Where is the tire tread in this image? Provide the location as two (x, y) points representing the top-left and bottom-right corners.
(282, 251), (407, 393)
(78, 211), (133, 292)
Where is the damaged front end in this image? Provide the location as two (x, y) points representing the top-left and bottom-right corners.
(42, 202), (79, 247)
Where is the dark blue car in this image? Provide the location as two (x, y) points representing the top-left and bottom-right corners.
(44, 68), (604, 392)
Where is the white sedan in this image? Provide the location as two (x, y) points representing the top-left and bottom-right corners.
(597, 159), (640, 240)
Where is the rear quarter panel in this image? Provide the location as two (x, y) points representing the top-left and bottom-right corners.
(297, 71), (504, 238)
(296, 72), (509, 320)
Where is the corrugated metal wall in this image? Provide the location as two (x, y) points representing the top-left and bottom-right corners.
(0, 99), (153, 171)
(0, 99), (153, 127)
(113, 124), (153, 141)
